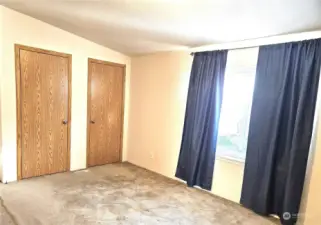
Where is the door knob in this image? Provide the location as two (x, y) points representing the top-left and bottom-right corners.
(62, 120), (68, 125)
(90, 120), (95, 124)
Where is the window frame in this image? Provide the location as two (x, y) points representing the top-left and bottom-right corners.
(215, 48), (259, 163)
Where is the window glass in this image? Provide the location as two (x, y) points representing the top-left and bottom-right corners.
(216, 48), (258, 162)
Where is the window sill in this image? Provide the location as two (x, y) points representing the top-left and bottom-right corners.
(215, 155), (245, 165)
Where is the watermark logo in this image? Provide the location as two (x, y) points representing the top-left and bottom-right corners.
(283, 212), (291, 220)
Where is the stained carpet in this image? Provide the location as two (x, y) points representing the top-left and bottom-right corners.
(0, 163), (279, 225)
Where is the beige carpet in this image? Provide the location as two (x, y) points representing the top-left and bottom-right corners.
(0, 196), (16, 224)
(0, 163), (279, 225)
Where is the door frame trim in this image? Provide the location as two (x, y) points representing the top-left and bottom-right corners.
(86, 58), (126, 168)
(15, 44), (72, 180)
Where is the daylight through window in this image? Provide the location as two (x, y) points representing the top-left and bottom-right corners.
(216, 48), (258, 162)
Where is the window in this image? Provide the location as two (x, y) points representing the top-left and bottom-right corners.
(216, 48), (258, 162)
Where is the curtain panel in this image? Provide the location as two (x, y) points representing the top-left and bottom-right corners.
(241, 39), (321, 225)
(175, 50), (228, 190)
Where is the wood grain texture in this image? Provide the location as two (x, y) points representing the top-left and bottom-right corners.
(15, 44), (72, 180)
(87, 59), (125, 167)
(88, 58), (126, 68)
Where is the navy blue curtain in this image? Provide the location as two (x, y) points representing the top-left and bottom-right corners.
(175, 50), (228, 190)
(241, 39), (321, 225)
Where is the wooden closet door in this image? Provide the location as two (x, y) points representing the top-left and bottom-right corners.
(19, 48), (70, 179)
(87, 60), (124, 167)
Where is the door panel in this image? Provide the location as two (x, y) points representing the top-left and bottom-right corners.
(19, 49), (69, 179)
(88, 61), (124, 167)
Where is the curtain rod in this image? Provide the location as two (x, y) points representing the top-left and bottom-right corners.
(190, 31), (321, 55)
(190, 45), (256, 55)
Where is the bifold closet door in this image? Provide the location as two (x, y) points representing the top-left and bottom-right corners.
(16, 45), (71, 179)
(87, 59), (125, 167)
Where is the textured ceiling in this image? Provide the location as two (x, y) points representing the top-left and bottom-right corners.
(2, 0), (321, 55)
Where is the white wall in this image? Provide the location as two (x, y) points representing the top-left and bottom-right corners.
(127, 51), (245, 202)
(0, 6), (131, 183)
(127, 52), (192, 180)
